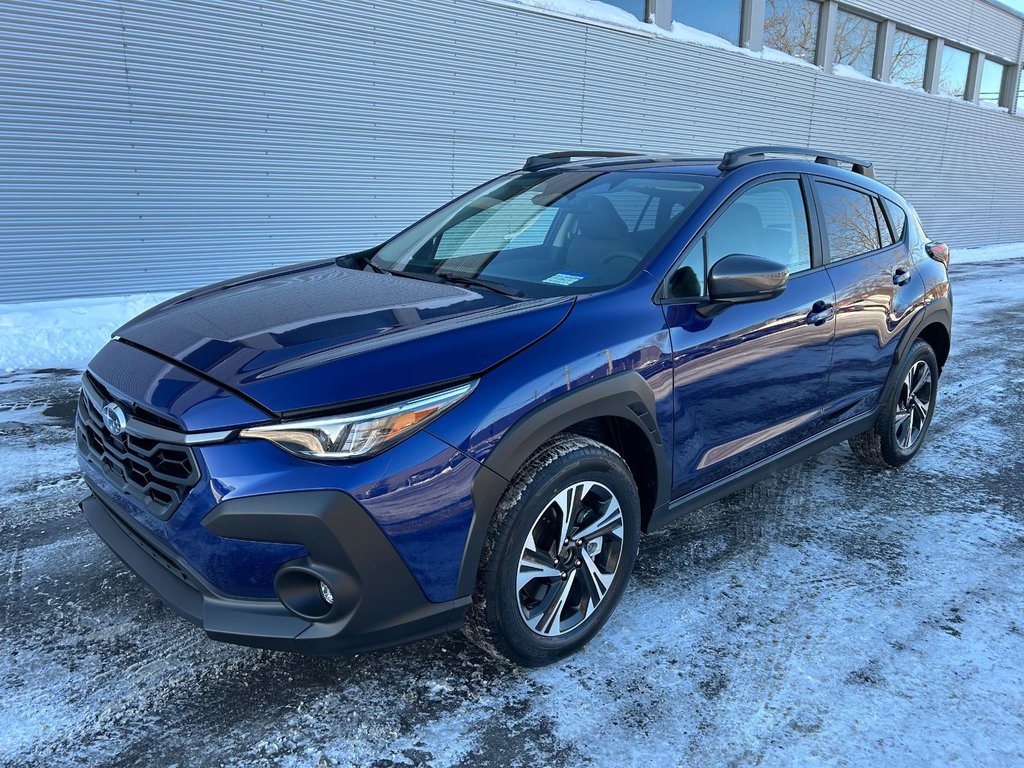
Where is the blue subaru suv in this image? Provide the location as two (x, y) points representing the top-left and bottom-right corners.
(78, 146), (952, 666)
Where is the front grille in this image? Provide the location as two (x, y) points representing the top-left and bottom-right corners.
(76, 390), (199, 520)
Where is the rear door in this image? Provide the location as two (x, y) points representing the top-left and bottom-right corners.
(811, 178), (919, 420)
(661, 175), (837, 498)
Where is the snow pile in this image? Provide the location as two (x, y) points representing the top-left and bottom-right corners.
(0, 293), (176, 372)
(954, 241), (1024, 264)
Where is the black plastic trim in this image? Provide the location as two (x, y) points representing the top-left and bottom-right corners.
(456, 371), (669, 597)
(83, 484), (468, 655)
(649, 408), (880, 530)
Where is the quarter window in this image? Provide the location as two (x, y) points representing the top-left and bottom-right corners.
(833, 10), (879, 77)
(939, 45), (972, 99)
(672, 0), (743, 45)
(706, 179), (812, 276)
(881, 199), (908, 241)
(764, 0), (821, 64)
(815, 182), (882, 261)
(890, 29), (929, 89)
(980, 59), (1006, 107)
(873, 198), (894, 248)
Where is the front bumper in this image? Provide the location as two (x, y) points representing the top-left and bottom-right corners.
(82, 481), (470, 655)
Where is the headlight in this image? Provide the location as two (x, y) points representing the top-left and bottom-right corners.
(240, 381), (476, 460)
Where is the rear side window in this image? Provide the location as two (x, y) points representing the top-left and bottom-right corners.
(881, 198), (908, 242)
(814, 181), (881, 261)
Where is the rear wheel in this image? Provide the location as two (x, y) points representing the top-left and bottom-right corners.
(849, 339), (939, 468)
(465, 435), (641, 666)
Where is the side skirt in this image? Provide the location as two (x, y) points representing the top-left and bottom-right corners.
(647, 408), (880, 531)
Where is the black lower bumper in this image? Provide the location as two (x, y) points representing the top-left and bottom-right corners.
(82, 484), (470, 655)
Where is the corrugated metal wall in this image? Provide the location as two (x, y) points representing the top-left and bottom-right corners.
(1, 0), (1022, 302)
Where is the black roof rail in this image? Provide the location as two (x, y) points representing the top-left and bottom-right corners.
(523, 150), (647, 172)
(719, 145), (876, 180)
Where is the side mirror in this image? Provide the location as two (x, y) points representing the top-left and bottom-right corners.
(707, 254), (789, 305)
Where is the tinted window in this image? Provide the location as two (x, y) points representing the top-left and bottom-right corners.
(834, 10), (878, 77)
(939, 45), (972, 98)
(706, 179), (812, 275)
(891, 29), (929, 89)
(980, 59), (1006, 106)
(815, 182), (882, 261)
(602, 0), (646, 20)
(673, 0), (742, 45)
(667, 241), (705, 299)
(764, 0), (821, 64)
(882, 198), (908, 241)
(374, 171), (710, 296)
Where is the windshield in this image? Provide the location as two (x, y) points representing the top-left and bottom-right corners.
(370, 170), (712, 297)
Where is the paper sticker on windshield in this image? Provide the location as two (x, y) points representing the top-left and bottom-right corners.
(543, 272), (588, 286)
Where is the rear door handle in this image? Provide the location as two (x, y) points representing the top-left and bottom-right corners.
(893, 266), (912, 286)
(806, 300), (835, 326)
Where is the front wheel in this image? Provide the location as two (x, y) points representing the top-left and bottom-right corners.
(465, 435), (641, 666)
(849, 339), (939, 468)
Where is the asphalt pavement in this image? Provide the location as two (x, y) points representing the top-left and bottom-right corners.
(1, 259), (1022, 767)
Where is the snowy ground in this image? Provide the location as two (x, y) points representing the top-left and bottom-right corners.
(1, 254), (1023, 767)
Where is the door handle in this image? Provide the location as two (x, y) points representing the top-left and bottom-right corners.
(806, 300), (835, 326)
(893, 266), (912, 286)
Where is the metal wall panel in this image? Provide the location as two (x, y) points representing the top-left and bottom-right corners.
(0, 0), (1022, 302)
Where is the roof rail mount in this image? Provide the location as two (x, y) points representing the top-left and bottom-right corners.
(719, 145), (876, 180)
(523, 150), (646, 172)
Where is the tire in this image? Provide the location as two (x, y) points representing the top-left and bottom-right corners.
(849, 339), (939, 469)
(465, 434), (641, 667)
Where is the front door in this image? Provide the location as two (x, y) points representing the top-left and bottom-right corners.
(661, 177), (836, 498)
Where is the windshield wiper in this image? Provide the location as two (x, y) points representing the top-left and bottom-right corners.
(438, 274), (525, 298)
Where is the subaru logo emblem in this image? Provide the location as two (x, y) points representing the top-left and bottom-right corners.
(102, 403), (127, 436)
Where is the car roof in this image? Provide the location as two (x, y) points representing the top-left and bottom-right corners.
(527, 150), (900, 200)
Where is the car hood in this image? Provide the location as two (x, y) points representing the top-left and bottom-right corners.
(116, 260), (573, 416)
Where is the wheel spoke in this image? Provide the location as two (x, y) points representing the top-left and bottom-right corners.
(579, 549), (614, 603)
(550, 482), (592, 546)
(517, 532), (562, 591)
(573, 498), (623, 543)
(527, 569), (576, 636)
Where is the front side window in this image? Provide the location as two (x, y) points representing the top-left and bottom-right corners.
(939, 45), (972, 99)
(980, 59), (1006, 107)
(372, 170), (711, 296)
(891, 29), (929, 89)
(672, 0), (742, 45)
(833, 9), (879, 77)
(815, 182), (882, 261)
(764, 0), (821, 64)
(706, 179), (812, 275)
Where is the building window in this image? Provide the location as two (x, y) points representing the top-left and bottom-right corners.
(833, 9), (879, 77)
(979, 59), (1006, 107)
(938, 45), (972, 98)
(673, 0), (743, 46)
(890, 29), (929, 88)
(1018, 71), (1024, 114)
(764, 0), (821, 63)
(600, 0), (647, 21)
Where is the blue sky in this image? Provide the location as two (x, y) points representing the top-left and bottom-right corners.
(999, 0), (1024, 11)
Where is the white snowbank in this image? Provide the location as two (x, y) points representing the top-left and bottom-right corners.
(954, 241), (1024, 264)
(0, 293), (176, 372)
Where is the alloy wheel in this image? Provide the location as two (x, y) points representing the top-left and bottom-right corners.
(895, 360), (933, 451)
(516, 481), (624, 637)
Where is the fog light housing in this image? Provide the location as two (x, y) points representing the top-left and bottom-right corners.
(318, 580), (335, 606)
